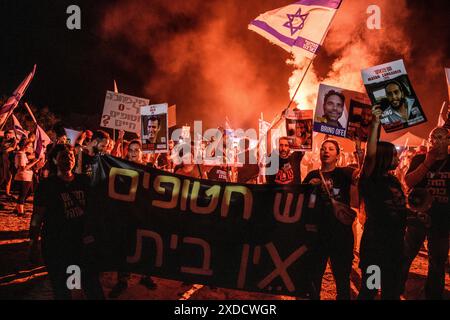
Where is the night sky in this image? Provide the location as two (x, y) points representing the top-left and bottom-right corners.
(1, 0), (449, 138)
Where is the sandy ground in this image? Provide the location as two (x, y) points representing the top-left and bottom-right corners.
(0, 193), (448, 300)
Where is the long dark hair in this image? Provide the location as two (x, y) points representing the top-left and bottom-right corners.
(372, 141), (397, 176)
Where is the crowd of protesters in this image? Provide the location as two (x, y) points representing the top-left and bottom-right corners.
(0, 108), (448, 300)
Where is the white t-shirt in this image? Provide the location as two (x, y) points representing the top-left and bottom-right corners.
(14, 151), (34, 182)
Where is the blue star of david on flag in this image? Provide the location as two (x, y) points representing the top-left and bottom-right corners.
(283, 8), (309, 36)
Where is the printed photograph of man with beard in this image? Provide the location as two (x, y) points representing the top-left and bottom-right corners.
(362, 59), (427, 133)
(380, 80), (422, 125)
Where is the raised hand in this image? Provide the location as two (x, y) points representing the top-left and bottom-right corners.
(371, 105), (382, 124)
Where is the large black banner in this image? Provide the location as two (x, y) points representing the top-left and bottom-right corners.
(85, 155), (323, 297)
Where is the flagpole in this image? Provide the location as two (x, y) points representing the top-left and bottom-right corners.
(24, 102), (38, 123)
(112, 80), (120, 143)
(286, 58), (314, 111)
(437, 101), (446, 126)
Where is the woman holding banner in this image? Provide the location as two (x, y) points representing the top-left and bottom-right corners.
(357, 106), (407, 300)
(109, 139), (157, 298)
(303, 139), (357, 300)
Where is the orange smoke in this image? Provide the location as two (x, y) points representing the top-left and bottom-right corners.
(101, 0), (289, 130)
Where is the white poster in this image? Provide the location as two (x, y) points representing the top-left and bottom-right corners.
(101, 91), (149, 133)
(64, 128), (81, 146)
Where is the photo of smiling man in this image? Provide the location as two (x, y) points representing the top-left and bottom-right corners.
(362, 59), (427, 133)
(314, 84), (350, 138)
(322, 89), (345, 128)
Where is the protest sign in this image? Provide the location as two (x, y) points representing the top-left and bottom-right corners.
(84, 155), (322, 297)
(346, 99), (372, 142)
(313, 84), (351, 138)
(362, 59), (427, 133)
(285, 109), (313, 151)
(101, 91), (149, 133)
(141, 103), (169, 153)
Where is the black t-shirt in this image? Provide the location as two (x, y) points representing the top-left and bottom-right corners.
(265, 151), (304, 184)
(303, 166), (355, 206)
(360, 174), (407, 238)
(208, 166), (229, 182)
(303, 167), (355, 234)
(407, 154), (449, 230)
(34, 174), (90, 256)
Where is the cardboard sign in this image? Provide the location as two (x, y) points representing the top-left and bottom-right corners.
(101, 91), (149, 133)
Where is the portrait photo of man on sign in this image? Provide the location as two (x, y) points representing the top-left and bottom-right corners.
(140, 103), (168, 153)
(145, 115), (162, 144)
(285, 109), (313, 151)
(346, 100), (372, 142)
(321, 89), (346, 129)
(313, 84), (350, 138)
(362, 59), (427, 133)
(381, 80), (421, 123)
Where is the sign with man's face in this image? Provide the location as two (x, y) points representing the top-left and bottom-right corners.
(140, 103), (168, 154)
(362, 59), (427, 133)
(285, 109), (313, 151)
(313, 84), (368, 138)
(346, 100), (372, 142)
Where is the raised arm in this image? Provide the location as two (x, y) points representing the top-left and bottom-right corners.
(111, 130), (125, 157)
(361, 106), (382, 178)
